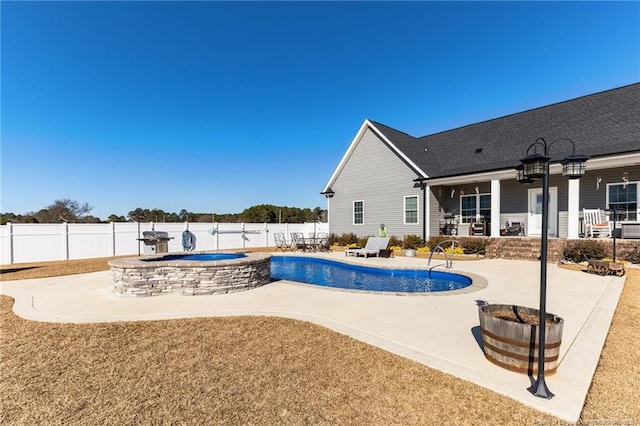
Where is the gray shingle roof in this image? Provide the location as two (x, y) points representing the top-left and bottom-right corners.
(371, 83), (640, 179)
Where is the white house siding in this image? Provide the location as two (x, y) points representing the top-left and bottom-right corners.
(428, 188), (441, 236)
(328, 128), (423, 238)
(579, 166), (640, 210)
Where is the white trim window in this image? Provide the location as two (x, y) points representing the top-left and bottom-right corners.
(460, 193), (491, 223)
(607, 182), (638, 222)
(404, 195), (419, 224)
(353, 200), (364, 225)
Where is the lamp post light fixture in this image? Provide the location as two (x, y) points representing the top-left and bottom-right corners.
(515, 163), (534, 184)
(515, 137), (589, 399)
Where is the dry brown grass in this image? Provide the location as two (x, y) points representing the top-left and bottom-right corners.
(0, 257), (638, 424)
(580, 267), (640, 423)
(0, 256), (130, 280)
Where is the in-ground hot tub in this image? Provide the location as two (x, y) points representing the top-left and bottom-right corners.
(108, 252), (271, 297)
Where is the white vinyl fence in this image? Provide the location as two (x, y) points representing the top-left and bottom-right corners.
(0, 222), (329, 265)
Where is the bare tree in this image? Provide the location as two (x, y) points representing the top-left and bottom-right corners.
(35, 199), (93, 223)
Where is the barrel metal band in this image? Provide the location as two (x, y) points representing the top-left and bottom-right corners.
(481, 328), (562, 349)
(483, 340), (559, 363)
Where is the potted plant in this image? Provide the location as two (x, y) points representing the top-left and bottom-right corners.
(478, 304), (564, 375)
(402, 234), (424, 257)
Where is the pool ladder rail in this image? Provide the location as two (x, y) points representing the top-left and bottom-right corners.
(427, 239), (457, 273)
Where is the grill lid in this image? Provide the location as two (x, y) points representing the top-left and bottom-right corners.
(142, 230), (170, 240)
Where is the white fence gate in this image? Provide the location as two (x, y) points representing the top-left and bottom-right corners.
(0, 222), (329, 264)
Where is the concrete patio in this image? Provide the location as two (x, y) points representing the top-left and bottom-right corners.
(0, 253), (625, 423)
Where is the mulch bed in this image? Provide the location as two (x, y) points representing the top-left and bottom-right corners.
(488, 309), (559, 326)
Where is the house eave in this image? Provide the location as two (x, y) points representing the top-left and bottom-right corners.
(418, 151), (640, 186)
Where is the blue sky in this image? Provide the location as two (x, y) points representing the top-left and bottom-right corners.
(2, 1), (639, 220)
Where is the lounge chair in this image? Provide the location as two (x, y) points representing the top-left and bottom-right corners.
(583, 208), (611, 238)
(376, 236), (390, 253)
(345, 237), (389, 258)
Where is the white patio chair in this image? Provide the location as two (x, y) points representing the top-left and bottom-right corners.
(290, 232), (307, 251)
(583, 208), (612, 238)
(274, 232), (292, 252)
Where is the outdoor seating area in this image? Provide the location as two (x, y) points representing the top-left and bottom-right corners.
(578, 208), (640, 240)
(278, 232), (329, 252)
(439, 214), (459, 235)
(345, 236), (390, 257)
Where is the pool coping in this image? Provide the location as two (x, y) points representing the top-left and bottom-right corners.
(107, 251), (271, 269)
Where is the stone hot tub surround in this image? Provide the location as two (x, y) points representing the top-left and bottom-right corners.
(108, 252), (271, 297)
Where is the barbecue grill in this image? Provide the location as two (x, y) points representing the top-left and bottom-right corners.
(137, 231), (174, 255)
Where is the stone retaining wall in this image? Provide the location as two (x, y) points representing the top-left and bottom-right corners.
(109, 253), (271, 297)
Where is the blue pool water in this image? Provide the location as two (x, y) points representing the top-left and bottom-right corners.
(145, 253), (247, 261)
(270, 256), (472, 293)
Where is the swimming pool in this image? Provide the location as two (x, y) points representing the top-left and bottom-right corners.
(271, 256), (472, 293)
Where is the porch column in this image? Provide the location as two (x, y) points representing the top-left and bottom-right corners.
(424, 183), (430, 239)
(568, 178), (580, 238)
(491, 179), (501, 237)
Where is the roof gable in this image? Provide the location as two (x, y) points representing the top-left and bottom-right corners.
(322, 119), (428, 194)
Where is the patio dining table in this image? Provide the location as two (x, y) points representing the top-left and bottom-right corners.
(300, 237), (327, 252)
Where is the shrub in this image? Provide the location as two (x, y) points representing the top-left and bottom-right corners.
(459, 237), (489, 255)
(333, 232), (359, 246)
(403, 234), (425, 250)
(327, 233), (339, 246)
(445, 246), (465, 255)
(563, 240), (606, 263)
(624, 246), (640, 265)
(417, 246), (431, 253)
(387, 235), (402, 248)
(426, 235), (457, 250)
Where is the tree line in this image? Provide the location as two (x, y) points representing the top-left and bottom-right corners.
(1, 199), (327, 225)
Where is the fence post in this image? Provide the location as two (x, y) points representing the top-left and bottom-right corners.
(214, 222), (219, 251)
(62, 221), (69, 260)
(6, 222), (14, 264)
(110, 221), (116, 257)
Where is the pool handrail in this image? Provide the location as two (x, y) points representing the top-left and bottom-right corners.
(427, 239), (457, 271)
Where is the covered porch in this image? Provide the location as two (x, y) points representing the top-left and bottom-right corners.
(422, 158), (640, 240)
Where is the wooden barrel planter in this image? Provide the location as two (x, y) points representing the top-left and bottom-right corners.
(478, 304), (564, 375)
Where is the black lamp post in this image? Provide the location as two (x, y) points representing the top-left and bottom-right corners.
(515, 137), (589, 399)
